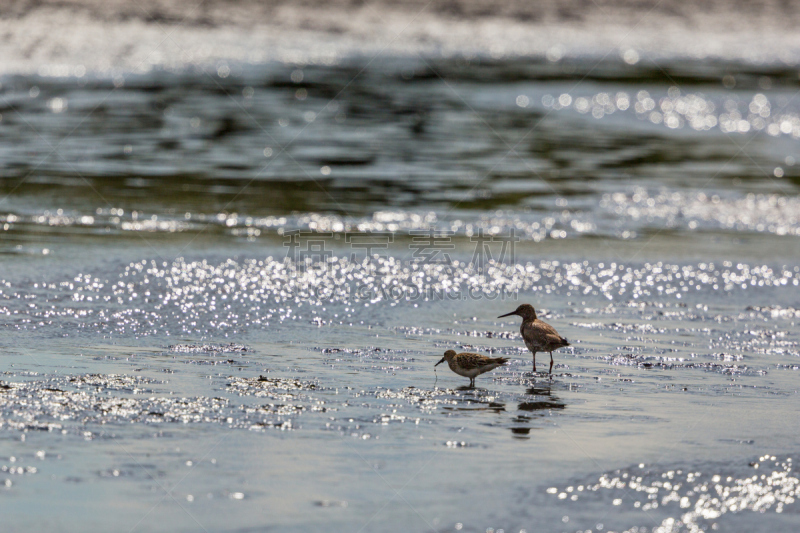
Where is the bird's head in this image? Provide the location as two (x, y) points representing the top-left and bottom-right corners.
(435, 349), (457, 366)
(497, 303), (537, 320)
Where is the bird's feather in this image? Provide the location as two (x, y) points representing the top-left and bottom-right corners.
(455, 352), (508, 371)
(521, 320), (569, 351)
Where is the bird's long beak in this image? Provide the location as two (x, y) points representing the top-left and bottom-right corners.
(435, 357), (446, 367)
(497, 311), (516, 318)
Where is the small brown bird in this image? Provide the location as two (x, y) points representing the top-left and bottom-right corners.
(498, 304), (569, 375)
(434, 350), (509, 387)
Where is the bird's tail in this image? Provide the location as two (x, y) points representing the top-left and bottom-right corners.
(494, 357), (510, 365)
(561, 337), (570, 346)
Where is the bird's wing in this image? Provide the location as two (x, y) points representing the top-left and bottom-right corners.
(457, 352), (491, 370)
(523, 321), (565, 348)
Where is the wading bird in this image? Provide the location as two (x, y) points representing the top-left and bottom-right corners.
(498, 304), (569, 375)
(434, 350), (509, 387)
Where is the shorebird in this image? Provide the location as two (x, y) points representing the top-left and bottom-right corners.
(498, 304), (569, 375)
(434, 350), (509, 387)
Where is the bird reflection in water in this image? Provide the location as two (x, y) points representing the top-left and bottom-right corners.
(511, 385), (566, 439)
(443, 387), (507, 413)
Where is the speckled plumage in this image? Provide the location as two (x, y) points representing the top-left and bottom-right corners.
(435, 350), (509, 387)
(498, 304), (569, 375)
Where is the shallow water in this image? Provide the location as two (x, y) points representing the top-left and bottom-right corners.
(0, 56), (799, 532)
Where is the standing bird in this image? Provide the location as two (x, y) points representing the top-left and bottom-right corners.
(498, 304), (569, 375)
(435, 350), (509, 387)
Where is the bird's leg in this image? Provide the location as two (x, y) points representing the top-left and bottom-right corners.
(469, 378), (475, 387)
(532, 352), (537, 374)
(549, 352), (554, 375)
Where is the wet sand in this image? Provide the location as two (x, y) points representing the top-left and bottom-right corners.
(2, 252), (799, 532)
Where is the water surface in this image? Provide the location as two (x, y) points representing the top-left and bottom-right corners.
(1, 56), (799, 532)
